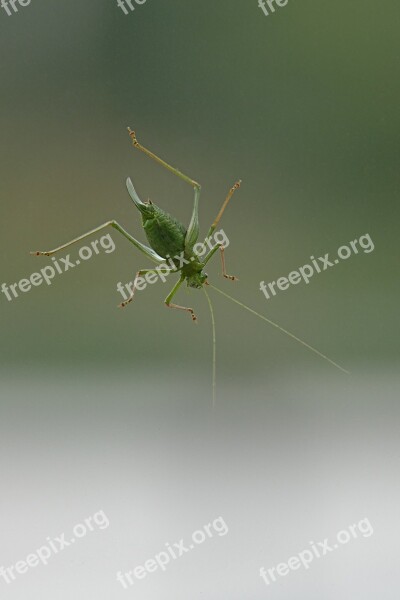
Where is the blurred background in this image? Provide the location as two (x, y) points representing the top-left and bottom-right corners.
(0, 1), (399, 598)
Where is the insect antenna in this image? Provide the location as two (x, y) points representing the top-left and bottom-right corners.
(203, 286), (217, 409)
(209, 284), (350, 375)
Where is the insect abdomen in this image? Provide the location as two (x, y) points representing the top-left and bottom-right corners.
(143, 206), (186, 260)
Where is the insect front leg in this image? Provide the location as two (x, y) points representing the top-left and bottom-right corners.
(219, 245), (238, 281)
(203, 243), (238, 282)
(164, 275), (198, 323)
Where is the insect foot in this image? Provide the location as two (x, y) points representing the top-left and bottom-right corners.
(231, 180), (241, 192)
(118, 298), (133, 308)
(127, 127), (139, 147)
(224, 274), (239, 282)
(180, 307), (198, 323)
(30, 251), (51, 256)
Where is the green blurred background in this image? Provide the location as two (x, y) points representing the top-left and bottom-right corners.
(0, 1), (399, 599)
(1, 0), (399, 372)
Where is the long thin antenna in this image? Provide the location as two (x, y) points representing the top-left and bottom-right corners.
(203, 287), (217, 408)
(209, 284), (350, 375)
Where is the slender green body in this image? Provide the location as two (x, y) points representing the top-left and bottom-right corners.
(32, 128), (240, 319)
(30, 128), (349, 376)
(131, 193), (207, 288)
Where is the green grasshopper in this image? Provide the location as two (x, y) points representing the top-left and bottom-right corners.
(31, 128), (349, 383)
(32, 128), (240, 322)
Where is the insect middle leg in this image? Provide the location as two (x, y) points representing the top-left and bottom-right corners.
(164, 275), (197, 323)
(119, 268), (175, 308)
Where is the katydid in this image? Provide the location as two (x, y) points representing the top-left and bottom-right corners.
(31, 128), (240, 322)
(31, 128), (349, 385)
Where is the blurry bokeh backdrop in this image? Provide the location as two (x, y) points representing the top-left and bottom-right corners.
(0, 1), (399, 599)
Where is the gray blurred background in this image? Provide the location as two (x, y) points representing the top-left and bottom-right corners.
(0, 1), (399, 598)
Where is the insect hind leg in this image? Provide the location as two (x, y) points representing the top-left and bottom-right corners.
(128, 128), (201, 190)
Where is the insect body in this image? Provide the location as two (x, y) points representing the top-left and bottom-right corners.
(32, 128), (240, 322)
(31, 128), (349, 378)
